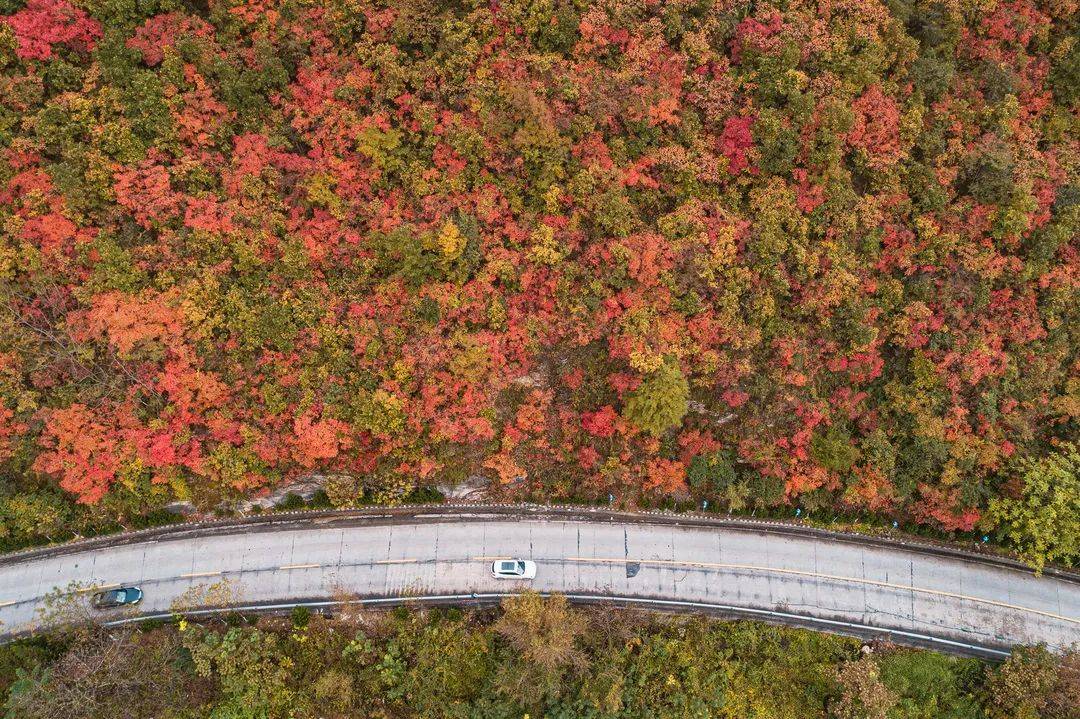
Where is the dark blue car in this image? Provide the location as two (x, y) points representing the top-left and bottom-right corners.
(91, 586), (143, 609)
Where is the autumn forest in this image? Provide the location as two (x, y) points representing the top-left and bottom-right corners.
(0, 0), (1077, 566)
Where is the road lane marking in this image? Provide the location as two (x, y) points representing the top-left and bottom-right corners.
(76, 583), (120, 593)
(181, 571), (223, 578)
(280, 563), (321, 570)
(0, 600), (17, 608)
(564, 557), (1080, 625)
(472, 556), (511, 561)
(375, 558), (418, 564)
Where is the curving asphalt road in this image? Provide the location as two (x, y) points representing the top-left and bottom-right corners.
(1, 506), (1078, 656)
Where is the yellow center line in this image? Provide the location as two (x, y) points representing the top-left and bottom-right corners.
(279, 563), (321, 570)
(565, 557), (1079, 625)
(0, 600), (17, 608)
(472, 556), (511, 561)
(181, 571), (223, 578)
(375, 558), (419, 564)
(75, 583), (120, 593)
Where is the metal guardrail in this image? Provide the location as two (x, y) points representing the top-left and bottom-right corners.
(100, 592), (1013, 660)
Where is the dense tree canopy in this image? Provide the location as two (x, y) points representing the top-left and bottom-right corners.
(0, 0), (1076, 561)
(4, 600), (1077, 719)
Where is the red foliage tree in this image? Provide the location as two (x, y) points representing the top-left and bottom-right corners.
(643, 458), (687, 495)
(33, 404), (123, 504)
(70, 291), (183, 357)
(290, 412), (348, 469)
(847, 85), (903, 169)
(3, 0), (100, 61)
(718, 116), (756, 175)
(582, 405), (619, 439)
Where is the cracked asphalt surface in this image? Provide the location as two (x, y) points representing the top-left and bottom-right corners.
(1, 509), (1077, 655)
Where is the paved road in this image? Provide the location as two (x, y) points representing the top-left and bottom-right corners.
(1, 508), (1078, 655)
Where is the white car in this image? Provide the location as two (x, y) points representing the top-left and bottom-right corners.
(491, 559), (537, 579)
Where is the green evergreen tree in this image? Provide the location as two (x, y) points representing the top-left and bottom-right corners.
(622, 358), (689, 437)
(987, 444), (1080, 573)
